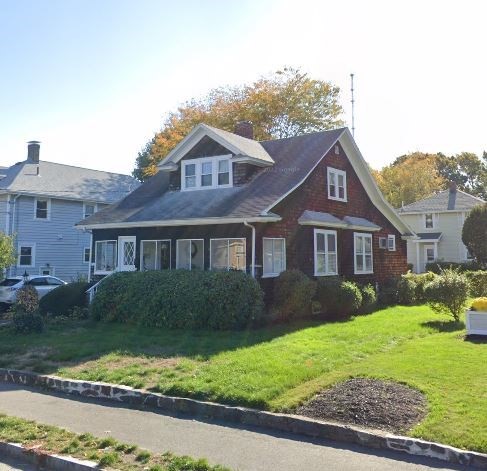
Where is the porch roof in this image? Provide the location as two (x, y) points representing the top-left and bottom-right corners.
(413, 232), (443, 242)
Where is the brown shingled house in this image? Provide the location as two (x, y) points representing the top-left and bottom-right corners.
(77, 123), (414, 288)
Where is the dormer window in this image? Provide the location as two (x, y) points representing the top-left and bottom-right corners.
(181, 155), (232, 191)
(327, 167), (347, 202)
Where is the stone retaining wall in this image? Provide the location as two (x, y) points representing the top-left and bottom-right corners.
(1, 368), (486, 469)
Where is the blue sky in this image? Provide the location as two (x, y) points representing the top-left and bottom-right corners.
(1, 0), (486, 174)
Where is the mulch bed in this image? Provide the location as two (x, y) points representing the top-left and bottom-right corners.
(296, 378), (427, 434)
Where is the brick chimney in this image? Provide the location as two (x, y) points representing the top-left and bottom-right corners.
(449, 181), (457, 193)
(27, 141), (40, 164)
(234, 121), (254, 140)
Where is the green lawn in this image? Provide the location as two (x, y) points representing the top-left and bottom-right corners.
(0, 305), (486, 453)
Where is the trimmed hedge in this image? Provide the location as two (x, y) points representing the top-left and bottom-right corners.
(91, 270), (265, 330)
(39, 282), (89, 317)
(425, 260), (482, 274)
(273, 270), (316, 320)
(397, 272), (438, 305)
(360, 284), (377, 313)
(316, 278), (362, 319)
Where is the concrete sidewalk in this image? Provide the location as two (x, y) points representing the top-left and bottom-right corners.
(0, 383), (468, 471)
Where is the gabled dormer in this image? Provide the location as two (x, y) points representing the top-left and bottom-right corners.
(157, 122), (274, 191)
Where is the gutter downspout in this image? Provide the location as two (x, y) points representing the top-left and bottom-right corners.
(244, 221), (256, 278)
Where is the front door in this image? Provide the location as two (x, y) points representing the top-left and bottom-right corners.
(424, 244), (435, 271)
(118, 236), (136, 271)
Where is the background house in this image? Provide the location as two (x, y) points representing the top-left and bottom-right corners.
(398, 183), (484, 272)
(79, 122), (414, 289)
(0, 141), (138, 281)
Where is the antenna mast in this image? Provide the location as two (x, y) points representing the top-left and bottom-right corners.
(350, 73), (355, 137)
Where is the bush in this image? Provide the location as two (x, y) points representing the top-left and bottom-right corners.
(316, 278), (362, 319)
(424, 269), (470, 321)
(425, 260), (482, 274)
(91, 270), (265, 330)
(13, 310), (44, 333)
(465, 271), (487, 297)
(377, 278), (400, 306)
(273, 270), (316, 320)
(39, 282), (89, 317)
(16, 285), (39, 313)
(360, 284), (377, 313)
(397, 272), (438, 305)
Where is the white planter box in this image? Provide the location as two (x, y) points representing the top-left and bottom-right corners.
(466, 311), (487, 336)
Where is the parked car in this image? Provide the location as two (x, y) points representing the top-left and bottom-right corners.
(0, 275), (67, 306)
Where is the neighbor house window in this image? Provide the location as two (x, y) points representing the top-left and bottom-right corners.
(83, 247), (91, 263)
(176, 239), (204, 270)
(182, 155), (232, 190)
(18, 244), (35, 267)
(387, 234), (396, 251)
(83, 203), (96, 219)
(263, 238), (286, 277)
(95, 240), (117, 273)
(210, 238), (246, 271)
(354, 233), (373, 274)
(424, 213), (435, 229)
(327, 167), (347, 202)
(140, 240), (171, 271)
(34, 198), (50, 219)
(314, 229), (337, 276)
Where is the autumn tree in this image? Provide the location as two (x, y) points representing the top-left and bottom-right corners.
(133, 68), (344, 180)
(374, 152), (446, 208)
(0, 232), (15, 276)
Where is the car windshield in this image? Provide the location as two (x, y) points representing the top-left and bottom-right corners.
(0, 278), (21, 287)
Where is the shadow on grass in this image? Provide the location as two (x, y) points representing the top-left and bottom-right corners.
(464, 334), (487, 344)
(421, 320), (465, 333)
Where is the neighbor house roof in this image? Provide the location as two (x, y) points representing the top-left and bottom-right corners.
(398, 189), (484, 213)
(78, 125), (413, 236)
(0, 160), (139, 203)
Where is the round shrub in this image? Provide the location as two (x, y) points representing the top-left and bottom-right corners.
(360, 284), (377, 312)
(39, 282), (89, 317)
(377, 278), (400, 306)
(273, 270), (316, 320)
(13, 311), (44, 334)
(397, 276), (416, 305)
(465, 271), (487, 297)
(424, 269), (470, 321)
(16, 285), (39, 313)
(91, 270), (265, 330)
(316, 278), (362, 319)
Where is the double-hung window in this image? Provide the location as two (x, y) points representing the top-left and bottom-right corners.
(141, 240), (171, 271)
(35, 198), (50, 220)
(263, 238), (286, 277)
(314, 229), (338, 276)
(354, 233), (373, 274)
(83, 247), (91, 263)
(176, 239), (204, 270)
(18, 245), (35, 267)
(83, 203), (96, 219)
(210, 238), (246, 271)
(95, 240), (117, 274)
(182, 155), (232, 190)
(327, 167), (347, 201)
(387, 234), (396, 251)
(424, 213), (436, 229)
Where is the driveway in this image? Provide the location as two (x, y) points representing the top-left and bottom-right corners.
(0, 383), (468, 471)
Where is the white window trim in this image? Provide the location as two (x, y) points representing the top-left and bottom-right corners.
(176, 239), (204, 270)
(423, 212), (437, 229)
(94, 240), (118, 275)
(181, 155), (233, 191)
(209, 238), (246, 272)
(262, 237), (286, 278)
(314, 229), (338, 276)
(387, 234), (396, 251)
(140, 239), (172, 271)
(34, 197), (51, 221)
(327, 167), (347, 202)
(354, 232), (374, 275)
(83, 247), (91, 263)
(18, 243), (36, 268)
(83, 202), (98, 219)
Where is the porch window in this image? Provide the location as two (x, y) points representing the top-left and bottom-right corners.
(354, 233), (373, 274)
(176, 239), (204, 270)
(18, 245), (35, 267)
(314, 229), (337, 276)
(95, 240), (117, 274)
(263, 238), (286, 277)
(327, 167), (347, 202)
(210, 238), (246, 271)
(141, 240), (171, 271)
(35, 198), (50, 220)
(181, 155), (232, 190)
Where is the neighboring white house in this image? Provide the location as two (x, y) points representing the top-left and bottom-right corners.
(398, 183), (484, 272)
(0, 141), (138, 281)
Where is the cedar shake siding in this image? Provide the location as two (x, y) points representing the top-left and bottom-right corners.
(82, 124), (413, 288)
